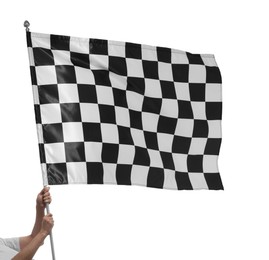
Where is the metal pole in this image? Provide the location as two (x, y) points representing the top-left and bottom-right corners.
(45, 200), (56, 260)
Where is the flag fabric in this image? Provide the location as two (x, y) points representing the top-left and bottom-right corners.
(26, 31), (223, 190)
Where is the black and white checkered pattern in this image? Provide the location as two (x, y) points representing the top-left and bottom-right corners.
(26, 31), (223, 190)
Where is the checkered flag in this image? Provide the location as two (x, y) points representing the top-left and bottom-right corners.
(26, 31), (223, 190)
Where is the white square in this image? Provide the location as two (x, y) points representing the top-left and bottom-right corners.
(118, 144), (135, 164)
(70, 37), (89, 54)
(203, 155), (219, 173)
(174, 82), (190, 101)
(36, 66), (57, 85)
(44, 143), (66, 163)
(171, 52), (189, 64)
(189, 173), (208, 189)
(191, 102), (206, 119)
(40, 104), (61, 124)
(62, 122), (84, 142)
(201, 56), (218, 67)
(208, 120), (222, 138)
(158, 62), (173, 81)
(160, 99), (178, 118)
(96, 85), (114, 105)
(108, 42), (125, 57)
(206, 83), (222, 102)
(67, 162), (87, 183)
(101, 123), (119, 143)
(131, 128), (146, 148)
(189, 138), (207, 154)
(142, 112), (159, 132)
(52, 50), (73, 65)
(80, 103), (100, 122)
(126, 58), (144, 77)
(173, 154), (188, 172)
(85, 142), (102, 162)
(157, 133), (173, 152)
(32, 35), (50, 49)
(58, 84), (79, 103)
(115, 106), (130, 127)
(163, 169), (178, 190)
(90, 54), (109, 70)
(144, 78), (162, 98)
(75, 66), (95, 84)
(126, 91), (144, 111)
(131, 165), (149, 186)
(174, 119), (194, 137)
(142, 47), (158, 61)
(148, 149), (163, 168)
(103, 163), (117, 184)
(109, 73), (127, 90)
(28, 47), (35, 66)
(189, 65), (206, 83)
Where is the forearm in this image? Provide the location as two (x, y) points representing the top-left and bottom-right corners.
(12, 232), (47, 260)
(31, 206), (45, 238)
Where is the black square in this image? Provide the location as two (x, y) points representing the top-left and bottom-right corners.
(102, 143), (119, 163)
(160, 152), (175, 170)
(109, 56), (127, 76)
(43, 123), (63, 143)
(113, 88), (128, 108)
(47, 163), (68, 184)
(127, 77), (145, 95)
(83, 123), (102, 142)
(186, 53), (204, 65)
(34, 105), (41, 124)
(51, 34), (70, 51)
(157, 116), (177, 134)
(147, 167), (164, 189)
(144, 131), (159, 150)
(77, 84), (97, 103)
(142, 97), (162, 114)
(157, 47), (171, 63)
(187, 155), (203, 172)
(56, 65), (76, 84)
(71, 52), (90, 69)
(65, 142), (86, 162)
(33, 48), (54, 66)
(160, 81), (176, 99)
(126, 42), (142, 59)
(38, 84), (59, 104)
(206, 66), (222, 83)
(205, 138), (222, 155)
(189, 83), (205, 101)
(193, 120), (209, 137)
(172, 136), (191, 153)
(92, 70), (111, 86)
(38, 143), (46, 163)
(206, 102), (222, 120)
(172, 64), (189, 82)
(142, 60), (159, 79)
(87, 162), (103, 184)
(178, 100), (193, 119)
(90, 39), (108, 55)
(30, 66), (37, 85)
(118, 126), (134, 145)
(134, 146), (150, 166)
(61, 103), (81, 122)
(99, 105), (116, 124)
(204, 173), (224, 190)
(129, 110), (143, 130)
(116, 164), (132, 185)
(175, 172), (193, 190)
(26, 32), (32, 47)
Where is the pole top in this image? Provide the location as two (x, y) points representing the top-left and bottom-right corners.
(24, 20), (30, 32)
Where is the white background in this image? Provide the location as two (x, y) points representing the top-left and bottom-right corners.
(0, 0), (269, 259)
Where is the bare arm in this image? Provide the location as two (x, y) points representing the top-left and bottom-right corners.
(12, 214), (54, 260)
